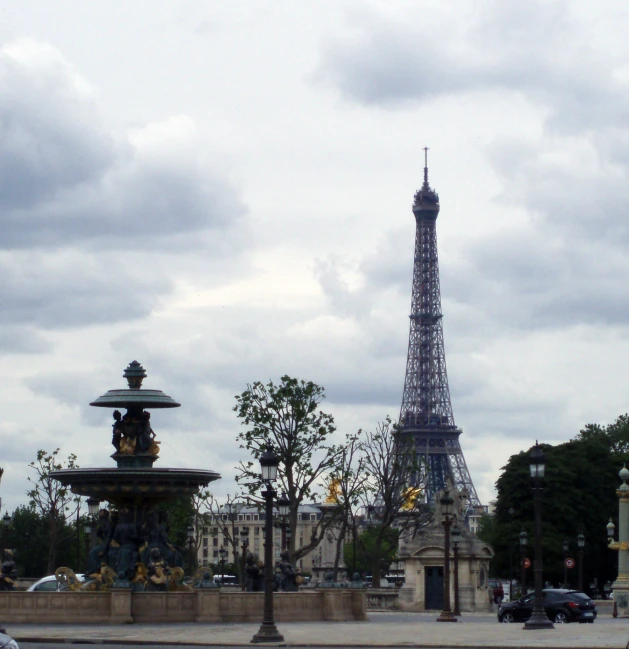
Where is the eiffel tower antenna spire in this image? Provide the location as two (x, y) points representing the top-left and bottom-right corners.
(423, 147), (429, 188)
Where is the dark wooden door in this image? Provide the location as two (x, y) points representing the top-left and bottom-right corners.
(425, 566), (444, 610)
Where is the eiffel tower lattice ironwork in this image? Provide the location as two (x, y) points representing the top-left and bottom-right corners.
(398, 149), (480, 507)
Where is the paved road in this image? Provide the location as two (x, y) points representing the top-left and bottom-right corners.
(20, 642), (456, 649)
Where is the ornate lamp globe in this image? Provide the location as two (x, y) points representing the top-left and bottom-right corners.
(577, 532), (585, 549)
(259, 446), (280, 482)
(529, 442), (545, 479)
(440, 489), (454, 519)
(87, 497), (100, 516)
(277, 492), (290, 517)
(451, 523), (461, 547)
(607, 518), (615, 539)
(519, 529), (528, 547)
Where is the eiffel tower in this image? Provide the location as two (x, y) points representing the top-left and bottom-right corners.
(398, 150), (480, 507)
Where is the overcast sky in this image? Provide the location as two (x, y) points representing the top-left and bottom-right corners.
(1, 0), (628, 513)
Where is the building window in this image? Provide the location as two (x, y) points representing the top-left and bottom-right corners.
(213, 550), (218, 558)
(203, 549), (208, 558)
(203, 537), (208, 547)
(254, 526), (260, 536)
(213, 537), (218, 547)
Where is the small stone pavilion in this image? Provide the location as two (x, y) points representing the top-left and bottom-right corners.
(397, 486), (494, 612)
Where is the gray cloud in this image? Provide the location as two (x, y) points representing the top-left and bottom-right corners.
(0, 326), (51, 353)
(0, 40), (117, 211)
(0, 249), (172, 328)
(316, 2), (629, 135)
(0, 40), (245, 252)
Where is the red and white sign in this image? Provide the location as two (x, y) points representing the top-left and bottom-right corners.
(565, 558), (576, 569)
(522, 558), (531, 569)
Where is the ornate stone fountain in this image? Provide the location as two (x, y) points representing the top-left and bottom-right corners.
(51, 361), (220, 590)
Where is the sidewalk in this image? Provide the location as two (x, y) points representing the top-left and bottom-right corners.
(6, 612), (629, 648)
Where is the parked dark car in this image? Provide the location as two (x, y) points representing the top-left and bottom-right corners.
(488, 578), (504, 604)
(497, 589), (597, 623)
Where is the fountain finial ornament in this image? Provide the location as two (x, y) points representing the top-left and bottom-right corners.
(124, 360), (147, 389)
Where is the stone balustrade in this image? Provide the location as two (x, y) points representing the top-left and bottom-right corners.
(0, 589), (367, 624)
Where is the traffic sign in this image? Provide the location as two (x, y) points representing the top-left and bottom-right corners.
(565, 558), (576, 569)
(522, 558), (531, 569)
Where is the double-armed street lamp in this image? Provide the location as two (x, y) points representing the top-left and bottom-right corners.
(437, 488), (457, 623)
(577, 532), (585, 592)
(452, 523), (461, 617)
(519, 529), (528, 596)
(523, 442), (554, 630)
(251, 446), (284, 644)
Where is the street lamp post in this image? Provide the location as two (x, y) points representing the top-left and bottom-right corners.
(83, 522), (91, 571)
(1, 512), (10, 563)
(352, 512), (358, 576)
(519, 530), (528, 596)
(87, 497), (100, 552)
(219, 545), (227, 584)
(277, 492), (290, 551)
(241, 527), (250, 590)
(188, 524), (196, 575)
(562, 539), (569, 588)
(508, 507), (515, 602)
(577, 532), (585, 592)
(286, 527), (292, 557)
(251, 446), (284, 644)
(452, 523), (461, 616)
(524, 442), (554, 630)
(607, 519), (617, 616)
(437, 488), (457, 623)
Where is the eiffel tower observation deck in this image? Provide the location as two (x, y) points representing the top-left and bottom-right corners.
(398, 150), (480, 508)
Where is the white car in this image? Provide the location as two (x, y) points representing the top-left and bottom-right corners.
(0, 629), (18, 649)
(27, 574), (85, 592)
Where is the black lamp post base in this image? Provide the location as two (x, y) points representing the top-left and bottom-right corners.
(523, 608), (554, 630)
(251, 622), (285, 644)
(437, 610), (458, 623)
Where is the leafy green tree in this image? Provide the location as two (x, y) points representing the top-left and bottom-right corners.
(234, 376), (341, 562)
(27, 448), (80, 574)
(491, 436), (618, 592)
(4, 506), (82, 578)
(344, 525), (399, 578)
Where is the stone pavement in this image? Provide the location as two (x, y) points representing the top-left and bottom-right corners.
(6, 612), (629, 648)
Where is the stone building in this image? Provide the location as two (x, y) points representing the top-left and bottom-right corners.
(397, 487), (494, 612)
(198, 503), (349, 576)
